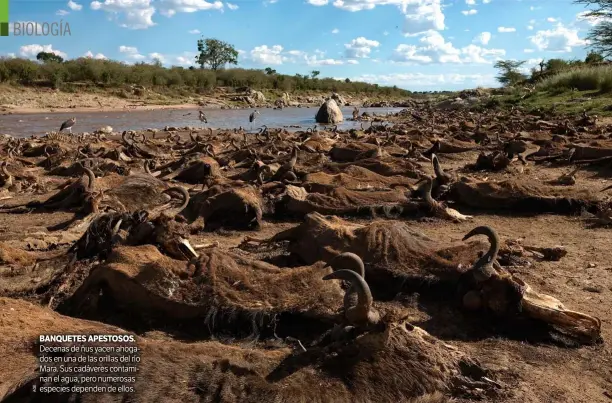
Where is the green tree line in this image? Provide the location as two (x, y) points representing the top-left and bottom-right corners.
(0, 37), (410, 97)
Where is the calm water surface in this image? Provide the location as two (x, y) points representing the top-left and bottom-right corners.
(1, 106), (405, 138)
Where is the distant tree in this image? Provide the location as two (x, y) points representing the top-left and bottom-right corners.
(545, 58), (571, 73)
(311, 70), (320, 79)
(36, 51), (63, 63)
(345, 78), (351, 83)
(195, 38), (238, 70)
(151, 57), (163, 67)
(264, 67), (276, 75)
(585, 51), (605, 63)
(574, 0), (612, 57)
(493, 60), (527, 86)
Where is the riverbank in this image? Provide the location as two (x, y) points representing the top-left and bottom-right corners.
(0, 84), (412, 115)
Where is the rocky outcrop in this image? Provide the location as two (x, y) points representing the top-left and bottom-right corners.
(315, 98), (344, 124)
(331, 92), (347, 106)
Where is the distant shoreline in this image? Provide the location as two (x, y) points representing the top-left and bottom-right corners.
(2, 103), (206, 116)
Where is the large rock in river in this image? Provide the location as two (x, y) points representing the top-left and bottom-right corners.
(315, 99), (344, 124)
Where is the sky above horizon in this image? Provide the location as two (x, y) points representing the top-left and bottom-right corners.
(0, 0), (604, 91)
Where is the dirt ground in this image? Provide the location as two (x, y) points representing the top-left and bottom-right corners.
(0, 85), (370, 115)
(0, 109), (611, 402)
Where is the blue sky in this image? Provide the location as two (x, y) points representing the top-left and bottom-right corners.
(0, 0), (604, 90)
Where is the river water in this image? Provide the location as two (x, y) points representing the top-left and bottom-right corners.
(0, 106), (405, 138)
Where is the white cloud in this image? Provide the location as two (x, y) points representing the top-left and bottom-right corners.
(158, 0), (223, 17)
(498, 26), (516, 33)
(19, 44), (67, 59)
(250, 45), (285, 65)
(189, 29), (200, 34)
(524, 48), (534, 53)
(119, 45), (146, 60)
(383, 30), (389, 35)
(530, 23), (588, 52)
(465, 0), (476, 4)
(530, 6), (541, 11)
(461, 9), (477, 15)
(56, 9), (70, 15)
(302, 0), (444, 35)
(402, 0), (445, 35)
(527, 25), (534, 30)
(245, 45), (347, 66)
(331, 28), (339, 34)
(6, 53), (16, 58)
(344, 36), (380, 58)
(482, 0), (490, 3)
(68, 0), (83, 10)
(90, 0), (156, 29)
(547, 17), (556, 22)
(149, 52), (166, 63)
(352, 72), (497, 89)
(576, 10), (612, 26)
(84, 50), (107, 59)
(227, 2), (238, 9)
(392, 31), (504, 64)
(473, 31), (491, 45)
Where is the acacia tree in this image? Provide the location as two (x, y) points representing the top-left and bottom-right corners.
(36, 51), (63, 63)
(195, 38), (239, 70)
(311, 70), (320, 79)
(493, 60), (527, 86)
(574, 0), (612, 57)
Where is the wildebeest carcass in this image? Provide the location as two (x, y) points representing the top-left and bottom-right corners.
(1, 296), (502, 402)
(241, 213), (601, 344)
(181, 181), (264, 231)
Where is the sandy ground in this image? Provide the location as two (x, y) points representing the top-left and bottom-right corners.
(0, 85), (374, 115)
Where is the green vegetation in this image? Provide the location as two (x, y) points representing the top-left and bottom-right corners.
(491, 51), (612, 115)
(195, 38), (238, 71)
(36, 51), (64, 64)
(0, 37), (410, 101)
(494, 60), (528, 86)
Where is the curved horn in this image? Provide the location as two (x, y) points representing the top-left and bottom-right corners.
(81, 166), (96, 192)
(462, 225), (500, 265)
(111, 218), (123, 236)
(0, 162), (10, 178)
(415, 176), (435, 206)
(431, 153), (449, 181)
(163, 186), (190, 213)
(282, 171), (298, 183)
(323, 269), (373, 324)
(325, 252), (365, 278)
(144, 160), (154, 175)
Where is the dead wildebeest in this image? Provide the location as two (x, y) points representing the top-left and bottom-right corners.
(62, 246), (345, 338)
(0, 166), (97, 215)
(303, 165), (416, 191)
(2, 296), (502, 403)
(68, 208), (199, 262)
(270, 184), (413, 218)
(181, 181), (264, 231)
(241, 213), (601, 344)
(448, 177), (607, 215)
